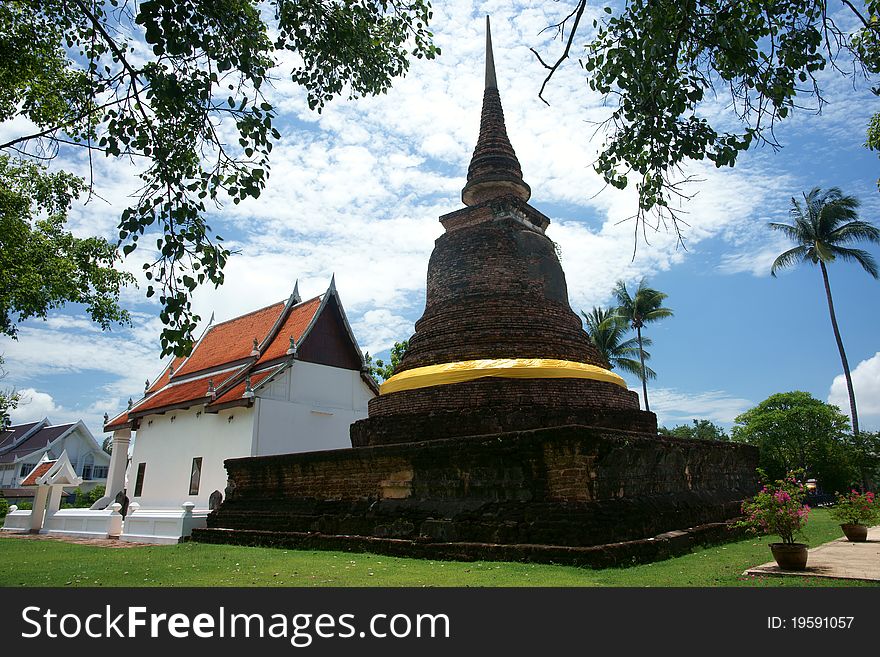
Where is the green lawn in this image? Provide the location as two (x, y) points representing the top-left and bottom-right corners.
(0, 508), (875, 587)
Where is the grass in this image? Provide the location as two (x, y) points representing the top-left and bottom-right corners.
(0, 508), (875, 587)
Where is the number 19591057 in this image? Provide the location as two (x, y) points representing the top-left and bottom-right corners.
(768, 616), (854, 629)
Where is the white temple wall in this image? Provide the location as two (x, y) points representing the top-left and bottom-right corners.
(251, 362), (371, 456)
(128, 407), (252, 510)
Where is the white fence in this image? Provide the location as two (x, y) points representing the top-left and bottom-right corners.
(42, 503), (123, 538)
(120, 502), (208, 544)
(1, 507), (31, 532)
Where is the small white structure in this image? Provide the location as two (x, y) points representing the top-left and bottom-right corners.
(102, 278), (377, 543)
(0, 418), (109, 501)
(2, 451), (122, 538)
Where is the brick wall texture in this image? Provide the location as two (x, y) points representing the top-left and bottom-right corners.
(208, 426), (758, 549)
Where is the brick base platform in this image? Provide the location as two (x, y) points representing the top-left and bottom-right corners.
(193, 520), (749, 569)
(194, 425), (758, 564)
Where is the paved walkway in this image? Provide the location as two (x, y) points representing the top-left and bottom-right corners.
(0, 532), (154, 548)
(745, 525), (880, 582)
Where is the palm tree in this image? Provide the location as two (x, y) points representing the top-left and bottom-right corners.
(581, 306), (656, 380)
(770, 187), (880, 439)
(613, 279), (673, 412)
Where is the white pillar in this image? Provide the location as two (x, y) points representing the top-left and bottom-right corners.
(108, 503), (123, 537)
(46, 485), (65, 515)
(29, 486), (49, 532)
(105, 428), (131, 499)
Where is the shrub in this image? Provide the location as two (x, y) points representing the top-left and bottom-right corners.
(62, 485), (107, 508)
(0, 497), (8, 518)
(738, 470), (811, 544)
(830, 490), (880, 526)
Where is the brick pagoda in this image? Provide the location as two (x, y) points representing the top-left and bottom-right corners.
(350, 19), (655, 448)
(193, 19), (758, 566)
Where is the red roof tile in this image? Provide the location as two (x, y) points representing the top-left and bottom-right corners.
(104, 412), (129, 432)
(257, 296), (322, 365)
(21, 461), (56, 486)
(131, 366), (246, 416)
(105, 292), (327, 423)
(174, 302), (285, 378)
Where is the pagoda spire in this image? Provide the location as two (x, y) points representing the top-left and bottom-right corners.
(461, 16), (531, 207)
(485, 15), (497, 90)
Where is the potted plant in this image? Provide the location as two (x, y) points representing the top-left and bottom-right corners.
(738, 471), (811, 570)
(830, 490), (879, 542)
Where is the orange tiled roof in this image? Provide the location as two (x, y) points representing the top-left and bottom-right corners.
(104, 293), (326, 429)
(211, 366), (283, 406)
(132, 372), (224, 416)
(174, 301), (286, 377)
(21, 461), (56, 486)
(105, 412), (129, 432)
(257, 296), (321, 365)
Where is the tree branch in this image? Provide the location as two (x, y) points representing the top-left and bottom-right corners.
(529, 0), (587, 105)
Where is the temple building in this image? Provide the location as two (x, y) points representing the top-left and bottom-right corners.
(194, 19), (759, 565)
(95, 278), (376, 543)
(0, 418), (108, 502)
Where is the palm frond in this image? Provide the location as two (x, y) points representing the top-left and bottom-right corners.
(831, 246), (879, 278)
(618, 335), (650, 350)
(826, 220), (880, 246)
(770, 245), (809, 276)
(613, 357), (657, 380)
(768, 221), (802, 242)
(644, 307), (674, 321)
(612, 280), (635, 310)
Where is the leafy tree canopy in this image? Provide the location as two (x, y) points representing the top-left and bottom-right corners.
(0, 355), (21, 429)
(731, 391), (858, 493)
(365, 340), (408, 382)
(535, 1), (880, 238)
(659, 419), (729, 441)
(0, 0), (438, 356)
(0, 154), (133, 339)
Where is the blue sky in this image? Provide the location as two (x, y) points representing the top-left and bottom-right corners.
(2, 1), (879, 438)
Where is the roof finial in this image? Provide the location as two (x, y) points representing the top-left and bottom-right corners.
(461, 16), (531, 207)
(250, 337), (260, 356)
(329, 273), (336, 293)
(286, 336), (298, 357)
(291, 280), (301, 304)
(485, 15), (497, 90)
(242, 375), (254, 399)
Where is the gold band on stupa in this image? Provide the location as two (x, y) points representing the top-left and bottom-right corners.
(379, 358), (627, 395)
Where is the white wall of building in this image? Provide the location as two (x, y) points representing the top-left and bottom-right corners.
(125, 361), (372, 514)
(0, 463), (15, 487)
(252, 361), (372, 456)
(128, 407), (253, 510)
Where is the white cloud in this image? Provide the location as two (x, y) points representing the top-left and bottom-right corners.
(828, 352), (880, 430)
(10, 388), (61, 422)
(717, 234), (794, 277)
(647, 388), (754, 427)
(2, 1), (877, 424)
(9, 388), (110, 441)
(352, 310), (414, 357)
